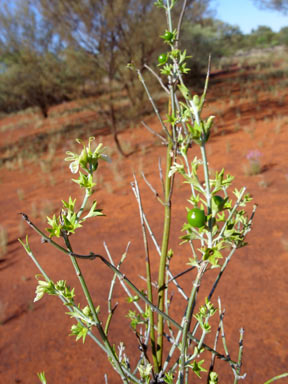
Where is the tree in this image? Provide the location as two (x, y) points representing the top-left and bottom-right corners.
(180, 18), (244, 75)
(0, 1), (97, 117)
(253, 0), (288, 14)
(278, 26), (288, 44)
(36, 0), (212, 155)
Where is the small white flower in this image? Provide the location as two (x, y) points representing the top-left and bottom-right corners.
(69, 160), (79, 174)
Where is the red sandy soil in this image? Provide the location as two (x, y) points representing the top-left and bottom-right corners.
(1, 68), (288, 383)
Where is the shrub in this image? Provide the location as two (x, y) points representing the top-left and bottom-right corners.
(20, 1), (287, 383)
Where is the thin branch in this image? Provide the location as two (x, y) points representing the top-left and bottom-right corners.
(218, 298), (230, 359)
(137, 69), (173, 141)
(166, 264), (188, 301)
(144, 64), (169, 94)
(233, 328), (245, 384)
(142, 212), (161, 256)
(208, 247), (236, 301)
(104, 242), (144, 316)
(135, 205), (189, 301)
(105, 255), (123, 335)
(200, 55), (212, 113)
(161, 318), (185, 374)
(207, 310), (223, 383)
(20, 213), (97, 260)
(176, 0), (188, 49)
(141, 171), (165, 205)
(141, 121), (167, 144)
(132, 174), (159, 371)
(167, 266), (195, 284)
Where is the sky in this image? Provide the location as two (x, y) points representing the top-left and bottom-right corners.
(214, 0), (288, 33)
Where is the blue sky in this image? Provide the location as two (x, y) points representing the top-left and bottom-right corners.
(213, 0), (288, 33)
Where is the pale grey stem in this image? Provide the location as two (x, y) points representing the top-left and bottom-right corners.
(141, 171), (165, 204)
(218, 298), (230, 359)
(142, 212), (161, 255)
(233, 328), (246, 384)
(166, 264), (189, 301)
(199, 55), (212, 112)
(139, 274), (157, 288)
(208, 246), (237, 301)
(207, 311), (223, 384)
(135, 204), (189, 301)
(218, 298), (240, 374)
(105, 250), (127, 334)
(104, 242), (144, 315)
(185, 328), (208, 366)
(133, 322), (152, 375)
(144, 64), (169, 94)
(137, 69), (172, 140)
(141, 121), (167, 144)
(162, 318), (185, 374)
(176, 0), (188, 48)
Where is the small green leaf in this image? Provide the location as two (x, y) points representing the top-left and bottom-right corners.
(70, 322), (89, 343)
(82, 201), (104, 220)
(187, 360), (207, 378)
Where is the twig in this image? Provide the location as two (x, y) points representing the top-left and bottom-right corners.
(233, 328), (245, 384)
(141, 121), (167, 144)
(144, 64), (169, 94)
(207, 310), (223, 383)
(167, 266), (195, 284)
(137, 206), (189, 301)
(19, 213), (97, 260)
(199, 55), (211, 113)
(137, 69), (172, 141)
(105, 255), (124, 335)
(141, 172), (165, 205)
(218, 298), (230, 359)
(208, 247), (236, 301)
(179, 262), (208, 383)
(161, 318), (185, 374)
(165, 264), (188, 301)
(132, 174), (159, 371)
(104, 242), (144, 316)
(176, 0), (188, 49)
(142, 212), (161, 255)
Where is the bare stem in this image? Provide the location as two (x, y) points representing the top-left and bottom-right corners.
(132, 175), (159, 372)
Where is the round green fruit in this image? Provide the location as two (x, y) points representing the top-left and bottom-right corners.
(158, 53), (168, 65)
(187, 208), (206, 228)
(163, 31), (174, 42)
